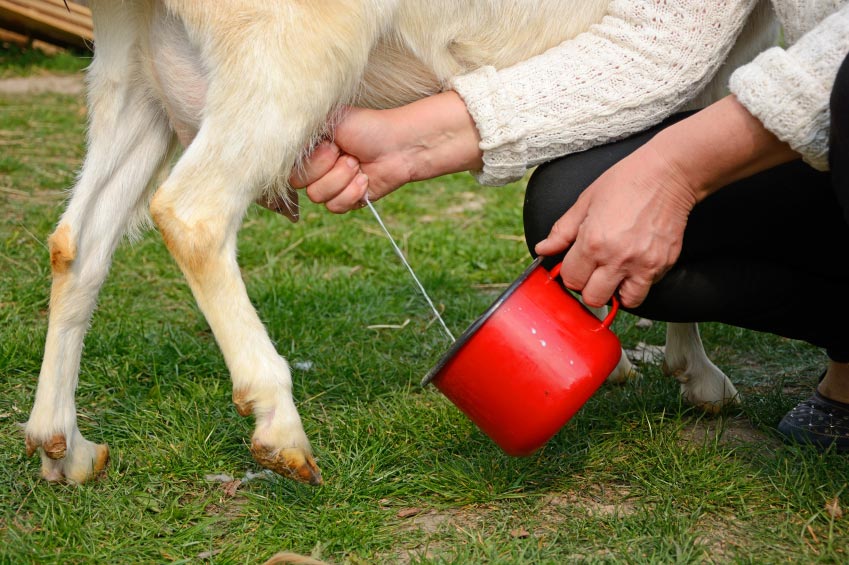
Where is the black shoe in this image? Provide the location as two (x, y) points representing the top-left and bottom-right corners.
(777, 391), (849, 452)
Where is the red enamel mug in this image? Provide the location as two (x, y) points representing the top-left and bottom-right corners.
(422, 257), (621, 456)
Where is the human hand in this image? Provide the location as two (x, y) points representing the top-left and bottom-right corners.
(534, 142), (696, 308)
(290, 107), (416, 213)
(290, 91), (483, 213)
(534, 95), (800, 309)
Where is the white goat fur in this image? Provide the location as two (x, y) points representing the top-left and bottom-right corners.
(26, 0), (773, 484)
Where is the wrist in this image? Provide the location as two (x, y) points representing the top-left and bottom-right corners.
(649, 96), (799, 203)
(638, 137), (700, 212)
(390, 91), (483, 183)
(647, 129), (706, 205)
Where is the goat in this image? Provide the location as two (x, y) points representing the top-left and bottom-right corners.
(25, 0), (775, 485)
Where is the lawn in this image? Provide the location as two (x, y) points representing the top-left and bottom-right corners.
(1, 56), (848, 563)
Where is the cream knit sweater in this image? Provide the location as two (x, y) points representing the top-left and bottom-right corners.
(450, 0), (849, 185)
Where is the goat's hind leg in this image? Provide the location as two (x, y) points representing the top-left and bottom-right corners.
(25, 21), (174, 482)
(150, 117), (322, 486)
(584, 305), (737, 410)
(663, 322), (740, 412)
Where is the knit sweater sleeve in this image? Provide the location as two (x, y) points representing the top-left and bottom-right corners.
(449, 0), (758, 186)
(729, 6), (849, 171)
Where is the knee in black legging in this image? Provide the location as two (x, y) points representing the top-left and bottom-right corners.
(522, 112), (697, 262)
(831, 51), (849, 140)
(830, 51), (849, 220)
(523, 155), (599, 260)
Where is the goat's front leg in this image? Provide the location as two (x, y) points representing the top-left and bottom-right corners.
(150, 127), (321, 485)
(150, 0), (394, 484)
(663, 322), (739, 412)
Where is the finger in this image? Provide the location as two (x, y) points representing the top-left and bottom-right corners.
(557, 243), (597, 293)
(304, 154), (361, 204)
(325, 173), (369, 214)
(616, 276), (653, 309)
(577, 267), (623, 308)
(534, 201), (586, 256)
(290, 142), (342, 188)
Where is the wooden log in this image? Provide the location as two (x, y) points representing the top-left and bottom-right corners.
(0, 26), (66, 53)
(6, 0), (92, 30)
(0, 0), (92, 49)
(40, 0), (91, 18)
(0, 24), (27, 44)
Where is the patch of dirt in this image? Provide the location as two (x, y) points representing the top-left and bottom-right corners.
(541, 485), (637, 519)
(205, 494), (249, 520)
(381, 485), (639, 563)
(691, 512), (750, 562)
(0, 74), (84, 95)
(420, 192), (487, 222)
(379, 504), (493, 563)
(443, 192), (485, 216)
(679, 414), (775, 448)
(400, 505), (489, 536)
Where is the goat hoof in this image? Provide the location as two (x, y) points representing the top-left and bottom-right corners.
(607, 365), (638, 384)
(27, 434), (109, 484)
(661, 361), (688, 382)
(232, 389), (254, 417)
(606, 349), (638, 384)
(95, 443), (110, 471)
(691, 401), (724, 415)
(250, 440), (323, 486)
(687, 394), (741, 415)
(63, 443), (110, 484)
(25, 433), (67, 459)
(25, 435), (38, 458)
(43, 434), (68, 459)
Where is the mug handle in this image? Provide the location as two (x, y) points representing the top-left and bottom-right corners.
(549, 261), (620, 329)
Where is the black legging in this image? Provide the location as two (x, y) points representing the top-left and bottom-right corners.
(524, 53), (849, 362)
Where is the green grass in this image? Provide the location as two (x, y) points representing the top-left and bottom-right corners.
(2, 86), (849, 564)
(0, 45), (90, 79)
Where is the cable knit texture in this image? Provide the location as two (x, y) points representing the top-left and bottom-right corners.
(730, 4), (849, 170)
(451, 0), (849, 185)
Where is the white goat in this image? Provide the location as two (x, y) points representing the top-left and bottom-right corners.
(25, 0), (775, 485)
